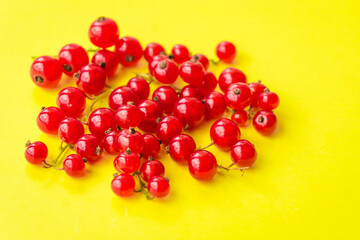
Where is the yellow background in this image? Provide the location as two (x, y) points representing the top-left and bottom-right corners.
(0, 0), (359, 239)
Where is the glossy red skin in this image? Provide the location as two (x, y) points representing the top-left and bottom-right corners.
(191, 54), (209, 70)
(253, 110), (278, 136)
(144, 42), (166, 62)
(58, 44), (89, 77)
(25, 141), (48, 165)
(156, 116), (183, 145)
(137, 100), (163, 133)
(91, 49), (118, 78)
(30, 56), (63, 88)
(88, 17), (119, 48)
(116, 129), (145, 153)
(114, 151), (140, 173)
(230, 140), (257, 168)
(168, 134), (196, 164)
(210, 118), (241, 151)
(152, 86), (179, 114)
(75, 134), (103, 162)
(115, 36), (143, 67)
(258, 92), (280, 111)
(171, 44), (190, 64)
(58, 118), (85, 144)
(76, 64), (107, 96)
(173, 97), (205, 129)
(154, 59), (179, 84)
(56, 87), (86, 118)
(203, 91), (227, 119)
(148, 55), (168, 75)
(63, 154), (86, 177)
(231, 109), (249, 127)
(37, 107), (65, 135)
(147, 176), (170, 198)
(225, 83), (252, 110)
(127, 77), (150, 101)
(215, 41), (236, 63)
(115, 104), (144, 129)
(140, 160), (165, 182)
(102, 131), (120, 154)
(248, 82), (267, 108)
(88, 108), (116, 138)
(179, 61), (204, 87)
(179, 85), (202, 100)
(188, 150), (217, 181)
(200, 71), (217, 96)
(108, 86), (140, 111)
(218, 68), (247, 92)
(141, 134), (161, 159)
(111, 173), (135, 197)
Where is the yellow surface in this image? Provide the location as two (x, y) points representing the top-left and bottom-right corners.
(0, 0), (359, 239)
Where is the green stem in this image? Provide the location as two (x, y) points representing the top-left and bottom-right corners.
(134, 72), (155, 83)
(209, 58), (220, 65)
(51, 144), (70, 167)
(135, 172), (153, 200)
(83, 90), (109, 120)
(197, 141), (214, 150)
(86, 48), (100, 53)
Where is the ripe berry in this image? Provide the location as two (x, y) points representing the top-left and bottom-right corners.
(144, 42), (166, 62)
(30, 56), (63, 88)
(248, 81), (267, 108)
(171, 44), (190, 64)
(156, 116), (183, 145)
(141, 134), (161, 159)
(115, 103), (143, 129)
(202, 91), (227, 119)
(188, 150), (217, 181)
(210, 118), (241, 151)
(200, 71), (217, 96)
(179, 85), (202, 100)
(25, 141), (48, 165)
(152, 86), (178, 114)
(115, 36), (143, 67)
(168, 134), (196, 164)
(114, 149), (140, 173)
(253, 110), (277, 136)
(224, 83), (252, 110)
(140, 160), (165, 182)
(231, 109), (249, 127)
(75, 134), (103, 162)
(191, 54), (209, 70)
(149, 55), (168, 75)
(147, 176), (170, 198)
(76, 64), (107, 96)
(91, 49), (118, 78)
(258, 90), (280, 111)
(127, 77), (150, 101)
(108, 86), (140, 111)
(154, 59), (179, 84)
(137, 100), (163, 133)
(218, 67), (247, 92)
(103, 131), (120, 155)
(63, 154), (86, 177)
(88, 108), (116, 138)
(56, 87), (86, 118)
(37, 107), (65, 135)
(117, 128), (145, 153)
(58, 118), (85, 144)
(58, 43), (89, 77)
(88, 17), (119, 48)
(216, 41), (236, 63)
(230, 140), (257, 168)
(111, 173), (135, 197)
(179, 61), (204, 87)
(173, 97), (205, 129)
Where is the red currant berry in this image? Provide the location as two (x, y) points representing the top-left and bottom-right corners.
(37, 107), (65, 135)
(88, 17), (119, 48)
(147, 176), (170, 198)
(188, 150), (217, 181)
(88, 108), (116, 138)
(202, 91), (227, 119)
(108, 86), (140, 111)
(253, 110), (277, 136)
(191, 54), (209, 70)
(63, 154), (86, 177)
(75, 134), (103, 163)
(58, 43), (89, 77)
(114, 149), (140, 173)
(30, 56), (63, 88)
(173, 97), (205, 129)
(216, 41), (236, 63)
(141, 134), (161, 159)
(230, 140), (257, 168)
(103, 131), (120, 155)
(152, 86), (179, 114)
(76, 64), (107, 96)
(58, 118), (85, 144)
(171, 44), (190, 64)
(25, 141), (48, 165)
(137, 100), (163, 133)
(56, 87), (86, 118)
(225, 83), (252, 110)
(91, 49), (118, 78)
(258, 90), (280, 111)
(179, 61), (204, 87)
(248, 81), (267, 108)
(115, 103), (144, 129)
(149, 54), (168, 75)
(154, 59), (179, 84)
(168, 134), (196, 164)
(218, 67), (247, 92)
(111, 173), (135, 197)
(127, 77), (150, 101)
(231, 109), (249, 127)
(117, 128), (145, 153)
(144, 42), (166, 62)
(115, 36), (143, 67)
(179, 85), (202, 100)
(210, 118), (241, 151)
(156, 116), (183, 145)
(199, 71), (217, 96)
(140, 160), (165, 182)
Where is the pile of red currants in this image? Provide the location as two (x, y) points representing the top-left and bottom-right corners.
(26, 17), (280, 199)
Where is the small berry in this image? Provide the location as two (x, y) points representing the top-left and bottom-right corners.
(127, 77), (150, 101)
(231, 109), (249, 127)
(103, 131), (120, 155)
(88, 108), (116, 138)
(248, 81), (267, 108)
(115, 103), (143, 129)
(179, 61), (204, 87)
(173, 97), (205, 129)
(108, 86), (140, 111)
(199, 71), (217, 96)
(230, 140), (257, 168)
(156, 116), (183, 145)
(114, 149), (140, 173)
(141, 134), (161, 159)
(115, 36), (143, 67)
(75, 134), (103, 163)
(216, 41), (236, 63)
(37, 107), (65, 135)
(210, 118), (241, 151)
(152, 86), (178, 114)
(63, 154), (86, 177)
(91, 49), (118, 78)
(30, 56), (63, 88)
(25, 141), (48, 165)
(137, 100), (163, 133)
(218, 67), (247, 92)
(111, 173), (135, 197)
(171, 44), (190, 64)
(258, 90), (280, 111)
(188, 150), (217, 181)
(76, 64), (107, 96)
(148, 54), (168, 75)
(140, 160), (165, 182)
(154, 59), (179, 84)
(168, 134), (196, 164)
(191, 54), (209, 70)
(224, 83), (252, 110)
(58, 118), (85, 144)
(56, 87), (86, 118)
(88, 17), (119, 48)
(253, 110), (277, 136)
(117, 128), (145, 153)
(179, 85), (202, 100)
(147, 176), (170, 198)
(144, 42), (166, 62)
(58, 43), (89, 77)
(202, 91), (227, 119)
